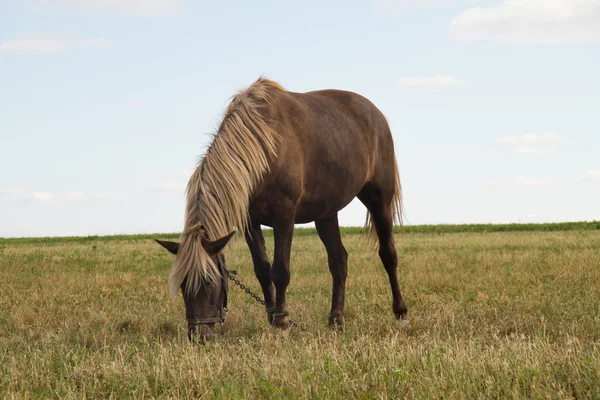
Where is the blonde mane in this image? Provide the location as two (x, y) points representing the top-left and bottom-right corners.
(169, 77), (283, 297)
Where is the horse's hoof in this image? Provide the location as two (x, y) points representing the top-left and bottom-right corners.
(394, 300), (408, 320)
(328, 315), (345, 332)
(272, 314), (290, 329)
(395, 311), (408, 321)
(396, 318), (410, 327)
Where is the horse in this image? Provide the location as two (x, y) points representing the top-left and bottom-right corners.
(155, 77), (408, 341)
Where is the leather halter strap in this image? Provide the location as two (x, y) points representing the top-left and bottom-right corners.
(186, 253), (229, 327)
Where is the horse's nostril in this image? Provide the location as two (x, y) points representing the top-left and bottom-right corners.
(187, 325), (198, 342)
(199, 325), (214, 341)
(188, 324), (214, 343)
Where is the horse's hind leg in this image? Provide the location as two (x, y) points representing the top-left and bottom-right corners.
(358, 185), (408, 320)
(315, 215), (348, 331)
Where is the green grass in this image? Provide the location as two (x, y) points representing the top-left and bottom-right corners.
(2, 220), (599, 244)
(1, 224), (600, 398)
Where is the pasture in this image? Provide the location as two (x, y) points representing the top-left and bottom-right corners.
(1, 222), (600, 398)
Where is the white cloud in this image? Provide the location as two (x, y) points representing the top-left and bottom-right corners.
(588, 170), (600, 179)
(0, 187), (121, 205)
(514, 146), (559, 155)
(513, 176), (549, 186)
(494, 133), (563, 156)
(397, 75), (463, 87)
(376, 0), (454, 13)
(65, 192), (85, 201)
(494, 133), (563, 144)
(482, 176), (550, 187)
(93, 192), (122, 200)
(0, 187), (28, 201)
(579, 170), (600, 182)
(449, 0), (600, 44)
(33, 191), (57, 204)
(0, 33), (109, 54)
(26, 0), (181, 16)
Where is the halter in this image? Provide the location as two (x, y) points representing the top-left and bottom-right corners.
(186, 253), (230, 327)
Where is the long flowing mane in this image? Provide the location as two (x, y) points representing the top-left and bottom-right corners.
(169, 77), (283, 297)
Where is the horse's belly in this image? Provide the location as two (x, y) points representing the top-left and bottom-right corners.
(293, 185), (362, 223)
(250, 183), (361, 226)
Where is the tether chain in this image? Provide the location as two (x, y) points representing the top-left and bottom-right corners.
(226, 273), (305, 331)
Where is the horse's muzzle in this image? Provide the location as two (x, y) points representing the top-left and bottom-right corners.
(188, 323), (214, 343)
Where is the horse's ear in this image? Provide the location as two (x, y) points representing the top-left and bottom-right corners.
(201, 231), (236, 255)
(155, 239), (180, 255)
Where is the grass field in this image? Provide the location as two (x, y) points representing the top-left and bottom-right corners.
(1, 222), (600, 398)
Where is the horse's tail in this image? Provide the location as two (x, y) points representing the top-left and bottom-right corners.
(364, 151), (404, 243)
(390, 152), (404, 229)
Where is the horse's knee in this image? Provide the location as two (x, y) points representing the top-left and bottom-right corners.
(378, 241), (398, 269)
(328, 248), (348, 280)
(271, 262), (290, 288)
(253, 261), (271, 283)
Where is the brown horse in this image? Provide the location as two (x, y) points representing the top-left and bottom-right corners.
(156, 77), (407, 341)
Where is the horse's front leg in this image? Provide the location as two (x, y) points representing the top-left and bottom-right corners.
(244, 223), (276, 324)
(270, 216), (295, 328)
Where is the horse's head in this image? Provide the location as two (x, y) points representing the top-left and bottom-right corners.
(155, 231), (235, 343)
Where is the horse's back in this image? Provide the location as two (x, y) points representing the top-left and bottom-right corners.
(300, 88), (398, 183)
(284, 87), (395, 181)
(248, 87), (396, 224)
(294, 88), (393, 154)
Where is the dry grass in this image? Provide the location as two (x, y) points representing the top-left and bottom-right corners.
(1, 228), (599, 398)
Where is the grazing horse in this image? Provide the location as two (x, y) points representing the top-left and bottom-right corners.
(156, 77), (407, 341)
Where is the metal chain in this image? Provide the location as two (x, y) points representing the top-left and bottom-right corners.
(227, 274), (305, 331)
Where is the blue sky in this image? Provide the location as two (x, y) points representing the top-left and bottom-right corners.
(1, 0), (599, 237)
